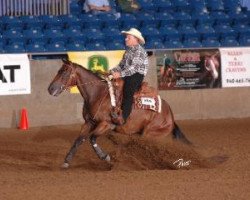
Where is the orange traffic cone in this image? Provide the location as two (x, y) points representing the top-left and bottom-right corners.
(19, 108), (29, 130)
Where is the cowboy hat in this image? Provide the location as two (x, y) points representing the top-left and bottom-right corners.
(121, 28), (145, 45)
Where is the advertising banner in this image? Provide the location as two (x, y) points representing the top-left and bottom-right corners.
(67, 50), (125, 93)
(220, 48), (250, 87)
(156, 49), (221, 90)
(0, 54), (31, 95)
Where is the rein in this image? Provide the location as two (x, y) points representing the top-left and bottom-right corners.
(61, 62), (110, 121)
(92, 87), (109, 120)
(62, 79), (106, 91)
(61, 62), (107, 91)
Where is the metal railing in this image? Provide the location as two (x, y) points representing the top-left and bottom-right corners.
(0, 0), (70, 16)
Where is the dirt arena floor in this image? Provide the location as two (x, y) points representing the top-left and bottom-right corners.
(0, 118), (250, 200)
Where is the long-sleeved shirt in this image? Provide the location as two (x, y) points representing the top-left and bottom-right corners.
(111, 44), (149, 77)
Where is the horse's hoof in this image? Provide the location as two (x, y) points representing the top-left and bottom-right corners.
(105, 155), (111, 162)
(61, 162), (69, 169)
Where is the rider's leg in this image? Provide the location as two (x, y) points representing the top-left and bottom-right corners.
(122, 73), (144, 122)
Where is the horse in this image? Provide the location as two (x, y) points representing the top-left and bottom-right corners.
(48, 59), (191, 169)
(197, 52), (220, 89)
(203, 52), (220, 88)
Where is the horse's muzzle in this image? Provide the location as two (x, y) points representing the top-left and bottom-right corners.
(48, 83), (63, 96)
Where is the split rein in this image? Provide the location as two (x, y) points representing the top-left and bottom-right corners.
(60, 64), (114, 120)
(60, 63), (110, 92)
(61, 79), (107, 92)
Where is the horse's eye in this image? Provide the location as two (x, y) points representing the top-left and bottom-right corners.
(61, 71), (70, 80)
(62, 71), (68, 75)
(58, 69), (64, 74)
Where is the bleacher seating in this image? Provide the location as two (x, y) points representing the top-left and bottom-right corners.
(106, 40), (125, 50)
(145, 38), (165, 49)
(239, 33), (250, 46)
(0, 0), (249, 53)
(45, 41), (67, 52)
(202, 38), (221, 47)
(25, 42), (46, 53)
(85, 41), (106, 51)
(65, 40), (86, 51)
(4, 43), (26, 53)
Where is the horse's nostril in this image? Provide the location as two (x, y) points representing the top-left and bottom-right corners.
(48, 85), (54, 94)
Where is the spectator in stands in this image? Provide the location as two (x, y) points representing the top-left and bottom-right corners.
(117, 0), (140, 13)
(109, 28), (149, 125)
(83, 0), (120, 18)
(84, 0), (111, 14)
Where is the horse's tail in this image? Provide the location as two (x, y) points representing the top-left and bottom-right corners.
(167, 103), (192, 145)
(172, 122), (192, 145)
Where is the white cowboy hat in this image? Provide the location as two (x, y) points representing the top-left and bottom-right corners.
(121, 28), (145, 45)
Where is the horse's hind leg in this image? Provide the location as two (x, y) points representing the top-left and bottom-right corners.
(89, 121), (112, 162)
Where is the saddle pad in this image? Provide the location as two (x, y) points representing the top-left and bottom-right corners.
(134, 95), (162, 113)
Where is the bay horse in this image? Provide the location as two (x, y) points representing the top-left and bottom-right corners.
(203, 52), (220, 88)
(48, 59), (191, 169)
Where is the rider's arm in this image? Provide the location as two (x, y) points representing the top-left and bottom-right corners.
(120, 48), (148, 77)
(110, 53), (126, 74)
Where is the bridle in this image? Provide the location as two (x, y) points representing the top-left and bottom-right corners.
(61, 61), (110, 121)
(61, 62), (106, 92)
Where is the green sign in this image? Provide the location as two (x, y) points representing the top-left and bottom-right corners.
(88, 55), (108, 73)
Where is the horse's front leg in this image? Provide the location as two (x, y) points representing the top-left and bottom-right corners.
(89, 121), (112, 162)
(62, 123), (92, 169)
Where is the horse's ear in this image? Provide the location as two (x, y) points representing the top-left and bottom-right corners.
(62, 58), (68, 63)
(62, 58), (71, 64)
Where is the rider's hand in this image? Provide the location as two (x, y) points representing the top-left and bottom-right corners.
(112, 72), (121, 79)
(108, 74), (114, 80)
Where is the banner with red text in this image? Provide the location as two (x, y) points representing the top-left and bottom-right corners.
(155, 49), (221, 90)
(220, 48), (250, 87)
(0, 54), (31, 95)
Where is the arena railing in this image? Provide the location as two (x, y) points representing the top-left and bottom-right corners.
(0, 0), (70, 16)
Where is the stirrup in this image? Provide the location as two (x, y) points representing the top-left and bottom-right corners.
(110, 111), (119, 119)
(110, 107), (122, 119)
(111, 115), (126, 126)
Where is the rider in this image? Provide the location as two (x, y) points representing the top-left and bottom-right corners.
(110, 28), (149, 125)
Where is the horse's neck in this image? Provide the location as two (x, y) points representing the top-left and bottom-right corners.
(76, 67), (107, 104)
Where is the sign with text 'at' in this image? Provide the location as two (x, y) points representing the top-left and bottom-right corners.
(220, 48), (250, 88)
(0, 54), (31, 95)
